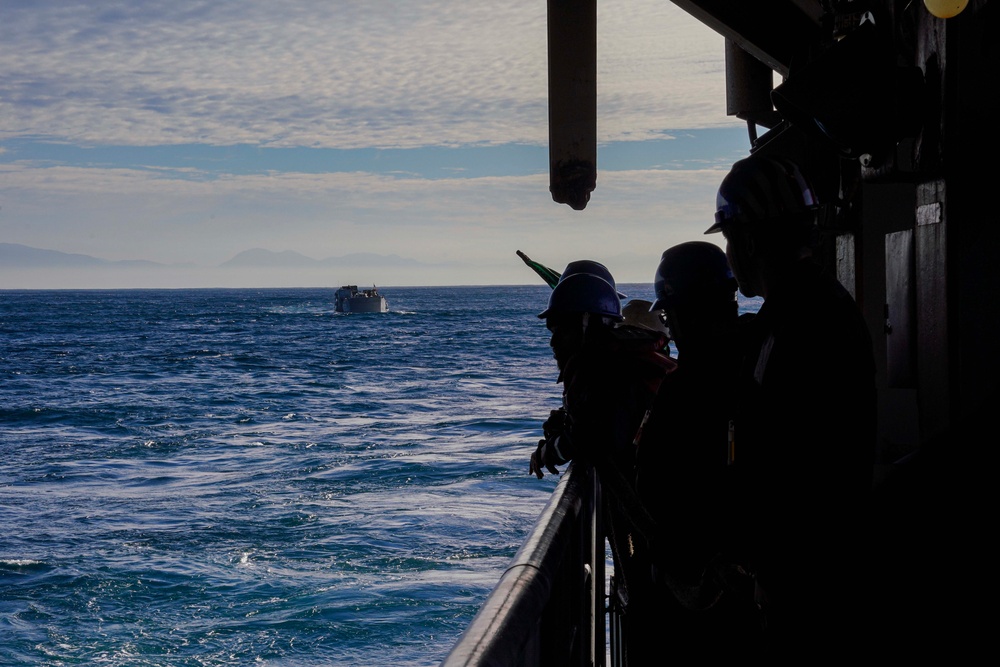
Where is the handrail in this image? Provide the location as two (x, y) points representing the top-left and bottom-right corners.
(441, 461), (605, 667)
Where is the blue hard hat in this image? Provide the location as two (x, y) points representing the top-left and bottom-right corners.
(651, 241), (737, 311)
(538, 273), (624, 321)
(706, 154), (819, 234)
(559, 259), (627, 299)
(561, 259), (615, 285)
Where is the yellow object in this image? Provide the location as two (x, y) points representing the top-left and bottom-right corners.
(923, 0), (969, 18)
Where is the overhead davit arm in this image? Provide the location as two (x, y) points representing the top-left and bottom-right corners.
(547, 0), (597, 211)
(669, 0), (823, 77)
(546, 1), (824, 211)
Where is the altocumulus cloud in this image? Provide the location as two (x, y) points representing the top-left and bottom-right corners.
(0, 0), (746, 287)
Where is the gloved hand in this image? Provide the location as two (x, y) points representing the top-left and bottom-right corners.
(530, 408), (572, 478)
(542, 408), (568, 442)
(530, 439), (561, 478)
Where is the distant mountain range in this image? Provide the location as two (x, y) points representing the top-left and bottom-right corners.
(220, 248), (424, 268)
(0, 243), (169, 268)
(1, 243), (425, 270)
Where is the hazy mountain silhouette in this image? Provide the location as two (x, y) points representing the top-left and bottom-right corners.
(220, 248), (426, 268)
(0, 243), (166, 268)
(219, 248), (319, 267)
(2, 243), (432, 271)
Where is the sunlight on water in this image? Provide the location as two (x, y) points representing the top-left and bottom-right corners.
(1, 286), (560, 666)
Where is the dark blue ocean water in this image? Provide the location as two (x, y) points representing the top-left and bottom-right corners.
(0, 285), (761, 666)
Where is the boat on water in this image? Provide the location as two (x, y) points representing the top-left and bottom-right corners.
(334, 285), (388, 313)
(444, 1), (994, 664)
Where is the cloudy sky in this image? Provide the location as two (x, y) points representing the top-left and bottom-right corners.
(0, 0), (753, 288)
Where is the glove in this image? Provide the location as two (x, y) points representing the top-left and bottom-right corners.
(530, 439), (561, 479)
(542, 408), (568, 441)
(530, 408), (572, 478)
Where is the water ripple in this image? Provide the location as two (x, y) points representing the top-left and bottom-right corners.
(0, 285), (682, 665)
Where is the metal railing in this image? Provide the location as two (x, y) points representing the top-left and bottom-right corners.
(441, 461), (606, 667)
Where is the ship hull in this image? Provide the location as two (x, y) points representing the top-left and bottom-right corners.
(334, 285), (388, 313)
(341, 295), (388, 313)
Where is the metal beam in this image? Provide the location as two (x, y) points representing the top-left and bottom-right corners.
(547, 0), (597, 211)
(670, 0), (824, 76)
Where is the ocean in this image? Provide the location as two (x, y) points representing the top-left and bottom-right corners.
(0, 285), (761, 666)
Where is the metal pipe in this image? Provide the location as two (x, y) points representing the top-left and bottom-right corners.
(547, 0), (597, 211)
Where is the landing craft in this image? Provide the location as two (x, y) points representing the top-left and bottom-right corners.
(334, 284), (389, 313)
(444, 1), (994, 664)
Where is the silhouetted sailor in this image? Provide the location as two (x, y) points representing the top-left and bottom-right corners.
(530, 260), (673, 666)
(707, 153), (877, 659)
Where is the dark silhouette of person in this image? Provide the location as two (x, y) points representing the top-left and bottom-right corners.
(530, 261), (673, 666)
(705, 153), (877, 659)
(635, 241), (762, 658)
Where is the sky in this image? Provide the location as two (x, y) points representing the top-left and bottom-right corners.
(0, 0), (755, 289)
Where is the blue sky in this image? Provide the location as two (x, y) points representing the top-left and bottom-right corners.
(0, 0), (752, 288)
